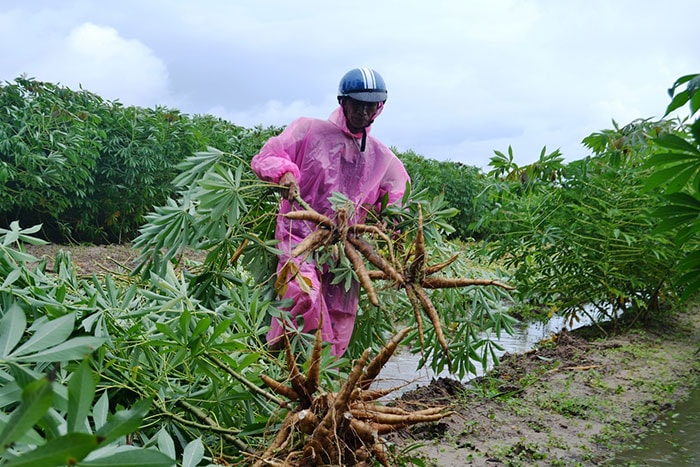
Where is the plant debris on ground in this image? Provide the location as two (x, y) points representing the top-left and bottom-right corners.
(23, 244), (700, 466)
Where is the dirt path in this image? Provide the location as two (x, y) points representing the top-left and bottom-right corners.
(390, 308), (700, 466)
(23, 243), (142, 274)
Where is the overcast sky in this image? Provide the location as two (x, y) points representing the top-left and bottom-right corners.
(1, 1), (697, 169)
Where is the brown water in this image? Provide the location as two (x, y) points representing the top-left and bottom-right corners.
(378, 315), (576, 394)
(612, 379), (700, 465)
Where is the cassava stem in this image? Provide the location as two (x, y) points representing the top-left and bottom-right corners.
(421, 276), (514, 290)
(229, 238), (249, 266)
(207, 355), (285, 407)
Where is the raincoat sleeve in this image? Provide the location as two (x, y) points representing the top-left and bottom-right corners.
(376, 155), (411, 213)
(250, 119), (308, 183)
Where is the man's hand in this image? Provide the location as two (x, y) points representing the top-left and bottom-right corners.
(278, 172), (300, 201)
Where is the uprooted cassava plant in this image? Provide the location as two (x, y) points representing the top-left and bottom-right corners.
(281, 195), (513, 370)
(251, 324), (452, 466)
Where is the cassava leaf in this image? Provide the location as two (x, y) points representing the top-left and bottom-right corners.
(95, 398), (152, 446)
(78, 448), (175, 466)
(9, 313), (75, 358)
(2, 432), (98, 467)
(12, 336), (106, 363)
(0, 376), (53, 454)
(0, 303), (26, 359)
(67, 358), (96, 433)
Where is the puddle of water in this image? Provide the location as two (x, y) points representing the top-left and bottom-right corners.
(374, 314), (585, 395)
(612, 379), (700, 466)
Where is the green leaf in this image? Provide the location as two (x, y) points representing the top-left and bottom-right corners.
(667, 74), (698, 97)
(667, 192), (700, 209)
(78, 447), (175, 466)
(92, 392), (109, 430)
(664, 90), (690, 116)
(667, 164), (700, 193)
(13, 336), (106, 363)
(653, 214), (696, 234)
(0, 412), (45, 446)
(68, 359), (96, 433)
(155, 322), (180, 342)
(191, 316), (211, 339)
(95, 398), (152, 446)
(654, 133), (700, 154)
(0, 376), (53, 454)
(156, 429), (176, 460)
(643, 161), (695, 191)
(2, 268), (22, 288)
(3, 432), (98, 467)
(2, 221), (21, 245)
(0, 303), (26, 359)
(182, 438), (204, 467)
(9, 313), (75, 358)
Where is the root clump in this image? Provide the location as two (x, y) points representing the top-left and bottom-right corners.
(252, 327), (452, 466)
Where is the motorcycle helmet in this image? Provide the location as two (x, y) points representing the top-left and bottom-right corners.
(338, 67), (388, 103)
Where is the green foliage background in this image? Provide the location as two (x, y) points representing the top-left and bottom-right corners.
(0, 77), (283, 243)
(0, 72), (699, 465)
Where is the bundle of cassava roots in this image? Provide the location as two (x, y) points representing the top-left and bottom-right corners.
(251, 199), (512, 466)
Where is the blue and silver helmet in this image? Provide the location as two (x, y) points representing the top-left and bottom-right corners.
(338, 67), (388, 103)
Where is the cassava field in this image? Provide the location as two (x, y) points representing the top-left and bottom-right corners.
(2, 73), (700, 466)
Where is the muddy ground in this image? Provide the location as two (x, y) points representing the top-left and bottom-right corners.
(22, 244), (700, 466)
(389, 309), (700, 466)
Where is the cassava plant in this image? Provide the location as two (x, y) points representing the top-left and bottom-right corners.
(644, 73), (700, 300)
(0, 225), (176, 466)
(132, 147), (516, 379)
(0, 222), (298, 464)
(1, 144), (517, 465)
(479, 123), (679, 330)
(0, 77), (282, 243)
(397, 149), (489, 240)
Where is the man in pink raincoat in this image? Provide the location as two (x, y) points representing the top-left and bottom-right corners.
(251, 67), (411, 357)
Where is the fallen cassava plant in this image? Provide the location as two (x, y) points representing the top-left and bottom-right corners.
(251, 325), (453, 466)
(282, 196), (514, 369)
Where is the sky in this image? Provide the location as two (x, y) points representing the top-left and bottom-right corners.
(1, 0), (697, 170)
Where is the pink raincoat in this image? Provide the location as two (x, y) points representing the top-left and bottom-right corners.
(251, 104), (410, 356)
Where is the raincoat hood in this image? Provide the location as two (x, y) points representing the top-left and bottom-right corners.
(329, 102), (385, 139)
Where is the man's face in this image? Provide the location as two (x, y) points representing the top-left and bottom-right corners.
(342, 98), (380, 133)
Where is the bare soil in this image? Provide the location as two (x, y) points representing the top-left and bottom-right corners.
(390, 310), (700, 466)
(23, 244), (700, 467)
(24, 243), (143, 274)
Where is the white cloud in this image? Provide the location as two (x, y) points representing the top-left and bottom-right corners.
(208, 98), (332, 129)
(32, 23), (170, 107)
(1, 0), (698, 170)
